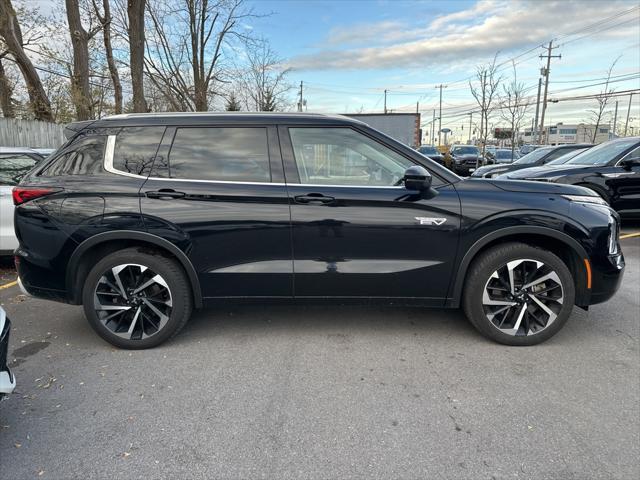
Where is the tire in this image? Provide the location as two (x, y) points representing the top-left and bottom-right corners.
(462, 242), (575, 346)
(82, 247), (193, 349)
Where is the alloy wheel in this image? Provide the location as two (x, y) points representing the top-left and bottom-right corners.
(482, 259), (564, 336)
(93, 264), (173, 340)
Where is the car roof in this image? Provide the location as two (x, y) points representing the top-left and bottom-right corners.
(85, 112), (366, 128)
(0, 146), (41, 154)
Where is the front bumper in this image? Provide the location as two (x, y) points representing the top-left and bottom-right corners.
(0, 315), (16, 396)
(589, 252), (625, 305)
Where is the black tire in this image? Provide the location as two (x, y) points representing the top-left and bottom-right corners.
(462, 242), (575, 346)
(82, 247), (193, 349)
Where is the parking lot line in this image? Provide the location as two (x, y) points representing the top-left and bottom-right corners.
(0, 280), (17, 290)
(620, 232), (640, 240)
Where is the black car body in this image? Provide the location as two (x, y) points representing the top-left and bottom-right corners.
(449, 145), (480, 175)
(472, 144), (593, 178)
(13, 113), (624, 348)
(500, 137), (640, 217)
(417, 145), (445, 165)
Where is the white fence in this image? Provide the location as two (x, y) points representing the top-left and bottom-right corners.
(0, 118), (66, 149)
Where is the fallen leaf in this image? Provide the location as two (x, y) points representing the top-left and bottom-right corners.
(14, 443), (21, 448)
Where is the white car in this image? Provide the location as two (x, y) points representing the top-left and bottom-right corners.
(0, 306), (16, 398)
(1, 147), (45, 255)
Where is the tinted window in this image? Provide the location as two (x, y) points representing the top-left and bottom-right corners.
(167, 127), (270, 182)
(113, 127), (165, 176)
(567, 138), (639, 166)
(545, 147), (583, 162)
(0, 154), (40, 186)
(418, 146), (438, 155)
(547, 148), (589, 165)
(514, 147), (553, 164)
(41, 136), (106, 176)
(289, 127), (414, 186)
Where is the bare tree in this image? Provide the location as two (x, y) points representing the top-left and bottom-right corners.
(239, 39), (292, 111)
(0, 0), (53, 121)
(127, 0), (146, 112)
(0, 57), (15, 117)
(588, 57), (620, 143)
(145, 0), (255, 111)
(469, 54), (501, 165)
(500, 61), (529, 159)
(92, 0), (122, 113)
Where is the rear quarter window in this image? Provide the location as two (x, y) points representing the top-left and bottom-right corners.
(40, 136), (106, 176)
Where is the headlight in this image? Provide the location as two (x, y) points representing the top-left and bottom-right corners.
(561, 194), (608, 206)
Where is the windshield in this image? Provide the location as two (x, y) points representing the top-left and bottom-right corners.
(0, 154), (40, 186)
(514, 147), (552, 165)
(452, 146), (478, 154)
(418, 146), (437, 155)
(495, 150), (516, 158)
(547, 148), (589, 165)
(566, 138), (639, 165)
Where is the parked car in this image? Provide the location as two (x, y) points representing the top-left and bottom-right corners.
(485, 148), (521, 165)
(0, 147), (45, 255)
(499, 137), (640, 217)
(32, 148), (57, 158)
(13, 113), (623, 348)
(520, 144), (543, 156)
(449, 145), (480, 175)
(498, 147), (591, 180)
(471, 144), (593, 178)
(0, 306), (16, 399)
(416, 145), (445, 165)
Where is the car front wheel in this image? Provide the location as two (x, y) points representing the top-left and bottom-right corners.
(82, 248), (193, 349)
(463, 242), (575, 346)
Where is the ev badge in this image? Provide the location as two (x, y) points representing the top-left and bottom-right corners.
(415, 217), (447, 226)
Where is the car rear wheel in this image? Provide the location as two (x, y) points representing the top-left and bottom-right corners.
(463, 242), (575, 346)
(82, 248), (193, 349)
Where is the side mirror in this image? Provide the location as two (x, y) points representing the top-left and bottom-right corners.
(403, 165), (432, 191)
(620, 158), (640, 170)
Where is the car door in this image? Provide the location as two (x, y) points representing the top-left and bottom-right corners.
(140, 124), (293, 298)
(606, 145), (640, 214)
(280, 125), (461, 304)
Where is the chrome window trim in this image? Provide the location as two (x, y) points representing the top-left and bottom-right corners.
(103, 135), (147, 179)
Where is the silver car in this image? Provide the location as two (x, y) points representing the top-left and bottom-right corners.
(0, 147), (45, 255)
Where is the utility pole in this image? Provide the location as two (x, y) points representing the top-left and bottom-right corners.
(416, 101), (419, 114)
(533, 77), (542, 144)
(538, 41), (561, 145)
(478, 72), (486, 167)
(384, 89), (388, 114)
(624, 93), (633, 136)
(467, 112), (473, 143)
(612, 100), (619, 138)
(431, 109), (436, 145)
(436, 84), (446, 146)
(297, 81), (303, 112)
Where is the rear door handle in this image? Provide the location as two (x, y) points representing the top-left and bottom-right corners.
(294, 193), (335, 204)
(146, 189), (186, 199)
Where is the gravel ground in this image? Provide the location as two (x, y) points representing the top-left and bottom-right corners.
(0, 231), (638, 480)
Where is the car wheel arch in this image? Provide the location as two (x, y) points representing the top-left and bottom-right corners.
(446, 225), (590, 308)
(65, 231), (203, 308)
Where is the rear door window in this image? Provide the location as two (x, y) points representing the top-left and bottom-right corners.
(112, 126), (165, 176)
(0, 154), (40, 185)
(165, 127), (271, 182)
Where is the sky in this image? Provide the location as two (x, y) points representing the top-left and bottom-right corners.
(245, 0), (640, 142)
(26, 0), (640, 142)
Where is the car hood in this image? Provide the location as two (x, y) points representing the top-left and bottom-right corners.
(476, 178), (595, 195)
(511, 164), (600, 179)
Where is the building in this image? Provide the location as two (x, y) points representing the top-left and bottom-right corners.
(519, 123), (611, 145)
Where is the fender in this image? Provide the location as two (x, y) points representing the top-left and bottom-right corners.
(66, 230), (203, 308)
(445, 225), (589, 308)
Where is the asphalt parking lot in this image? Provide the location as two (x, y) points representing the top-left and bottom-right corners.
(0, 228), (638, 480)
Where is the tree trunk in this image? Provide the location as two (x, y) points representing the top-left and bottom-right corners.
(128, 0), (146, 112)
(66, 0), (93, 120)
(0, 58), (15, 117)
(0, 0), (53, 121)
(95, 0), (122, 114)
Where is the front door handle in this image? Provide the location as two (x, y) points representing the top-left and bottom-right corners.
(146, 189), (186, 199)
(294, 193), (335, 204)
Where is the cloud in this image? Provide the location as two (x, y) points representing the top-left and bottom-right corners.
(290, 0), (639, 71)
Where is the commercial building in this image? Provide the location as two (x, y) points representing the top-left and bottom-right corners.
(519, 123), (611, 145)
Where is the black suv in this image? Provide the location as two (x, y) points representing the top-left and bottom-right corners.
(13, 113), (624, 349)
